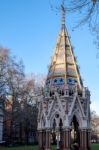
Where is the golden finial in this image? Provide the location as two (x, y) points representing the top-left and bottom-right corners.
(61, 0), (66, 28)
(50, 0), (66, 28)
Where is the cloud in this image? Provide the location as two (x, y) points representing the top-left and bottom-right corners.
(91, 100), (99, 115)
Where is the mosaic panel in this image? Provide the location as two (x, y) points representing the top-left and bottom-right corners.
(67, 77), (77, 85)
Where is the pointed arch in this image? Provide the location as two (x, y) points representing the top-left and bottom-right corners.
(68, 94), (85, 118)
(69, 110), (83, 128)
(50, 110), (64, 128)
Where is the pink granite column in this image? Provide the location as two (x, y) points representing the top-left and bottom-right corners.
(45, 129), (51, 150)
(42, 130), (46, 148)
(63, 129), (70, 150)
(79, 130), (82, 150)
(60, 130), (63, 150)
(87, 130), (91, 150)
(80, 129), (88, 150)
(38, 130), (43, 150)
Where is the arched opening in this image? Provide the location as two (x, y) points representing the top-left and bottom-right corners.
(59, 118), (63, 149)
(51, 114), (63, 150)
(52, 118), (56, 145)
(71, 115), (80, 150)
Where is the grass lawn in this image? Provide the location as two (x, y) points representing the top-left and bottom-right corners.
(91, 144), (99, 150)
(0, 144), (99, 150)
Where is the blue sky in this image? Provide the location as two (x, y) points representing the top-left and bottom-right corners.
(0, 0), (99, 114)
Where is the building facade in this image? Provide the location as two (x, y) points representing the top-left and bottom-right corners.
(38, 2), (91, 150)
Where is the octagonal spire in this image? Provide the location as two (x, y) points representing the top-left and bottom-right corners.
(45, 1), (83, 92)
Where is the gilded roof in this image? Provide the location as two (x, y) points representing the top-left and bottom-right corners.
(45, 26), (83, 91)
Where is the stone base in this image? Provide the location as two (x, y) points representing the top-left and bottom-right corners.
(79, 148), (88, 150)
(45, 149), (51, 150)
(88, 147), (91, 150)
(38, 147), (43, 150)
(63, 148), (70, 150)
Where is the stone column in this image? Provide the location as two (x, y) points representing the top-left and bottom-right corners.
(42, 130), (46, 148)
(63, 128), (70, 150)
(80, 129), (83, 150)
(87, 130), (91, 150)
(38, 130), (43, 150)
(60, 129), (63, 150)
(0, 117), (3, 142)
(56, 130), (60, 150)
(79, 129), (88, 150)
(45, 129), (51, 150)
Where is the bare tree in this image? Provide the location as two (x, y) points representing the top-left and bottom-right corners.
(50, 0), (99, 27)
(0, 47), (25, 144)
(91, 111), (99, 142)
(14, 76), (38, 145)
(65, 0), (99, 50)
(17, 73), (46, 144)
(4, 58), (25, 144)
(0, 47), (9, 98)
(50, 0), (99, 51)
(0, 47), (46, 145)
